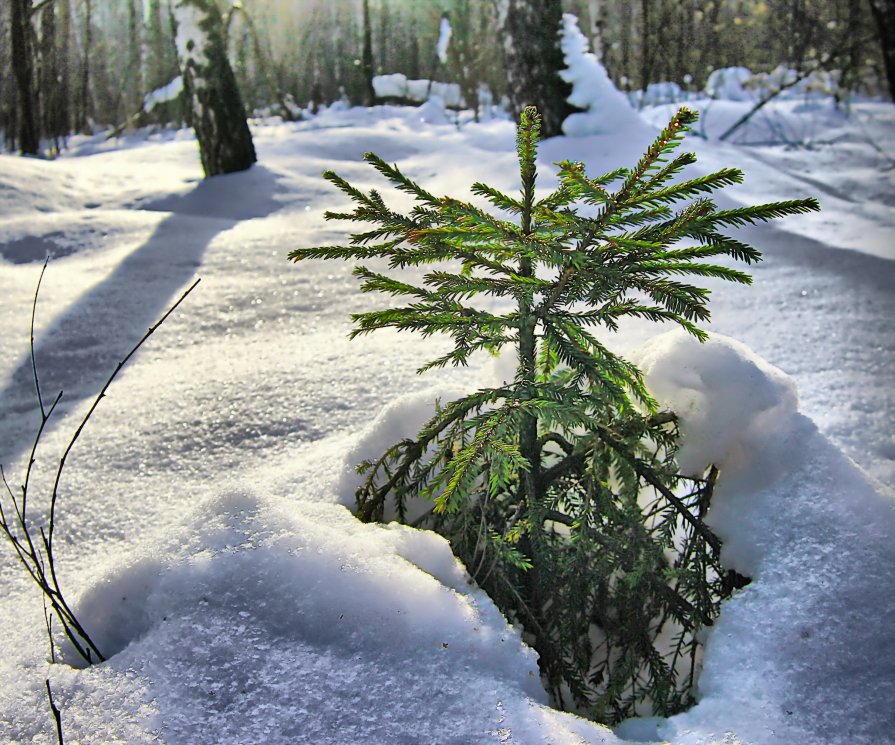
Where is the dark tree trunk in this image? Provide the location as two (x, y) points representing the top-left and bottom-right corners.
(173, 0), (256, 177)
(10, 0), (40, 154)
(58, 0), (72, 138)
(408, 20), (420, 80)
(144, 0), (166, 90)
(127, 0), (143, 113)
(494, 0), (578, 138)
(619, 0), (632, 89)
(869, 0), (895, 100)
(640, 0), (653, 92)
(361, 0), (376, 106)
(39, 2), (66, 149)
(78, 0), (92, 133)
(378, 0), (391, 74)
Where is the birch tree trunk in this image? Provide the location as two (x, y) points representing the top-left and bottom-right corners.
(493, 0), (578, 138)
(173, 0), (256, 177)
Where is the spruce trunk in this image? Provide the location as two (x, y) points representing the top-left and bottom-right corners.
(173, 0), (256, 177)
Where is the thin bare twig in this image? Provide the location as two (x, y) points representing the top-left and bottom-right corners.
(0, 267), (201, 666)
(45, 679), (63, 745)
(48, 278), (201, 549)
(30, 258), (48, 419)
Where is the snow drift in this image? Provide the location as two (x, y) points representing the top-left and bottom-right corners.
(0, 96), (892, 744)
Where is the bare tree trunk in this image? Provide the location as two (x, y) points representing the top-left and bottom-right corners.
(173, 0), (256, 177)
(39, 1), (65, 152)
(619, 0), (632, 89)
(78, 0), (92, 133)
(10, 0), (40, 154)
(58, 0), (72, 137)
(143, 0), (164, 89)
(451, 0), (480, 119)
(361, 0), (376, 106)
(639, 0), (653, 92)
(869, 0), (895, 100)
(127, 0), (144, 114)
(587, 0), (604, 59)
(378, 0), (391, 74)
(493, 0), (578, 138)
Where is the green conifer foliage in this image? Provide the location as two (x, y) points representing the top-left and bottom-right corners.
(290, 107), (819, 723)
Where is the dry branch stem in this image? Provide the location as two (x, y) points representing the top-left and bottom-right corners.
(0, 270), (201, 667)
(45, 679), (63, 745)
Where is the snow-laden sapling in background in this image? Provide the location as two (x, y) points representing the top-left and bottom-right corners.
(290, 107), (819, 723)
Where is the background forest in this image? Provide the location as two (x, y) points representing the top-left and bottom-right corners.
(1, 0), (891, 153)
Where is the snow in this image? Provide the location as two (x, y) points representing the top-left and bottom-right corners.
(172, 2), (208, 72)
(705, 67), (756, 102)
(0, 89), (893, 744)
(436, 14), (452, 66)
(704, 65), (843, 105)
(633, 331), (800, 487)
(143, 76), (184, 111)
(559, 14), (644, 137)
(372, 72), (464, 109)
(337, 384), (468, 523)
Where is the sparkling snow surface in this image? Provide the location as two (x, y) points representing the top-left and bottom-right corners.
(0, 100), (893, 744)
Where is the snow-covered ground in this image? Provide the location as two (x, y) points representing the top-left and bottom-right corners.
(0, 96), (893, 744)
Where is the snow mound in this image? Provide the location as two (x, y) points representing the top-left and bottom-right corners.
(372, 73), (464, 109)
(633, 330), (799, 489)
(414, 96), (452, 126)
(626, 331), (895, 745)
(338, 385), (468, 521)
(559, 14), (645, 137)
(705, 67), (755, 101)
(47, 489), (620, 744)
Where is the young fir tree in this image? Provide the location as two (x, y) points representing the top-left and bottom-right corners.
(290, 107), (818, 723)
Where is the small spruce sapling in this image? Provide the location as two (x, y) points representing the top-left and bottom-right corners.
(290, 107), (818, 722)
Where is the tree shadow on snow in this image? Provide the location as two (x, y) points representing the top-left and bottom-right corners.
(0, 164), (286, 466)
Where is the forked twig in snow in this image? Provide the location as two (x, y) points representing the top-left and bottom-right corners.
(0, 265), (201, 666)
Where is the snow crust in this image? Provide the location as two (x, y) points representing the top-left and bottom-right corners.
(0, 95), (892, 743)
(59, 492), (595, 743)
